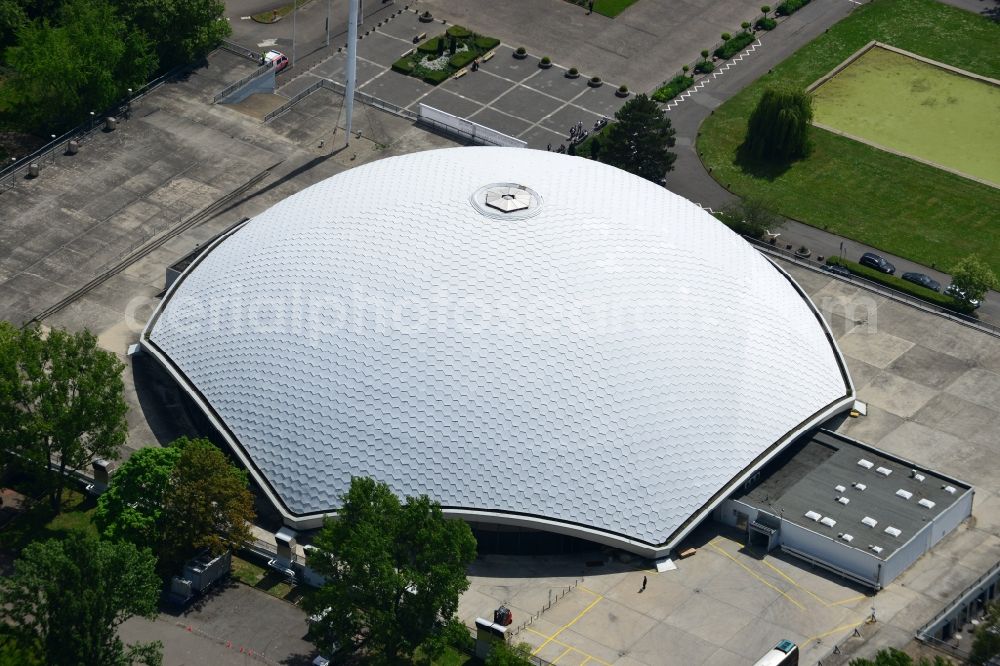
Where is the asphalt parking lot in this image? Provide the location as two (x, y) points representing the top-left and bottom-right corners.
(271, 9), (630, 148)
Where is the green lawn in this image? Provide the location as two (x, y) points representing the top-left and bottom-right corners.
(698, 0), (1000, 275)
(231, 554), (298, 601)
(812, 46), (1000, 187)
(1, 488), (98, 558)
(564, 0), (641, 18)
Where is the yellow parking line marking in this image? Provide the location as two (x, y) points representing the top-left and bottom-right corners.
(552, 647), (572, 664)
(807, 621), (865, 643)
(533, 595), (603, 655)
(577, 585), (602, 597)
(759, 556), (833, 608)
(708, 543), (805, 611)
(829, 594), (867, 607)
(581, 658), (592, 665)
(524, 627), (613, 666)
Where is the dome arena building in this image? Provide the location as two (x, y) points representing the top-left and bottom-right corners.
(141, 147), (857, 559)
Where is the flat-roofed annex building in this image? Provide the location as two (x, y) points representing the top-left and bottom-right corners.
(723, 430), (973, 588)
(141, 147), (855, 558)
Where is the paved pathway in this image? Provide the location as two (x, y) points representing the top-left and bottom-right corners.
(658, 0), (999, 322)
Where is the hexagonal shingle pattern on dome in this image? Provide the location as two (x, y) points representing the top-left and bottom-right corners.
(146, 147), (851, 547)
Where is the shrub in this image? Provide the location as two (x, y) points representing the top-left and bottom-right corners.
(761, 4), (771, 15)
(721, 32), (732, 41)
(417, 37), (440, 53)
(756, 17), (777, 30)
(714, 31), (755, 59)
(741, 21), (752, 31)
(446, 25), (471, 38)
(694, 60), (714, 74)
(449, 50), (477, 68)
(391, 57), (415, 74)
(827, 257), (975, 314)
(618, 84), (628, 93)
(540, 56), (551, 65)
(775, 0), (810, 16)
(651, 75), (694, 102)
(700, 49), (710, 60)
(474, 36), (500, 51)
(422, 68), (451, 85)
(515, 46), (526, 55)
(682, 64), (689, 73)
(589, 75), (602, 86)
(568, 67), (579, 76)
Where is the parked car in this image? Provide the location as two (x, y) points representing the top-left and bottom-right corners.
(264, 50), (289, 72)
(859, 252), (895, 274)
(822, 264), (852, 277)
(944, 283), (982, 309)
(901, 272), (941, 292)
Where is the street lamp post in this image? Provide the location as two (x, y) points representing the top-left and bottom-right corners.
(292, 0), (297, 67)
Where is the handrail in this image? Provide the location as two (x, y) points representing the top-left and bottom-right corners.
(0, 63), (188, 190)
(212, 61), (275, 103)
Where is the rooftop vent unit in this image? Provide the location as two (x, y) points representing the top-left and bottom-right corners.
(911, 470), (925, 482)
(835, 484), (846, 493)
(857, 459), (874, 470)
(943, 485), (957, 494)
(804, 510), (822, 522)
(918, 498), (936, 509)
(839, 533), (854, 543)
(896, 489), (913, 500)
(876, 466), (892, 477)
(854, 482), (867, 491)
(884, 526), (902, 538)
(861, 516), (878, 528)
(869, 544), (884, 554)
(836, 496), (850, 505)
(820, 516), (837, 528)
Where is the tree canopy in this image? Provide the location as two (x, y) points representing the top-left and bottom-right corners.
(1, 0), (156, 132)
(0, 322), (128, 511)
(96, 436), (255, 573)
(743, 85), (813, 162)
(304, 477), (477, 660)
(485, 641), (535, 666)
(970, 600), (1000, 666)
(950, 255), (999, 306)
(0, 531), (162, 666)
(849, 648), (951, 666)
(0, 0), (229, 134)
(109, 0), (230, 70)
(599, 93), (677, 183)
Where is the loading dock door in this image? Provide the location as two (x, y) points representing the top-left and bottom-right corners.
(749, 519), (779, 552)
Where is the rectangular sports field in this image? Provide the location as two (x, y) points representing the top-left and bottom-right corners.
(810, 44), (1000, 188)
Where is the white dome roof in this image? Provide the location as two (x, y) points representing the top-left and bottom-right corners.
(144, 147), (852, 553)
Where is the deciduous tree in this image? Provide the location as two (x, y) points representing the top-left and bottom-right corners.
(599, 93), (677, 183)
(0, 322), (128, 512)
(110, 0), (230, 70)
(970, 600), (1000, 666)
(743, 85), (813, 162)
(96, 437), (254, 573)
(304, 477), (477, 660)
(849, 648), (951, 666)
(0, 532), (162, 666)
(949, 255), (999, 308)
(1, 0), (155, 131)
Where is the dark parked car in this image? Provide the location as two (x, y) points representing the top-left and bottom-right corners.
(901, 272), (941, 292)
(859, 252), (895, 274)
(945, 284), (982, 309)
(822, 264), (852, 277)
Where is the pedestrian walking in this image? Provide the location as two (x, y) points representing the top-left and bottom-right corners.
(640, 575), (647, 592)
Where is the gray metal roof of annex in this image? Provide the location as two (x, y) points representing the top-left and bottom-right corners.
(737, 430), (971, 558)
(143, 147), (853, 551)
